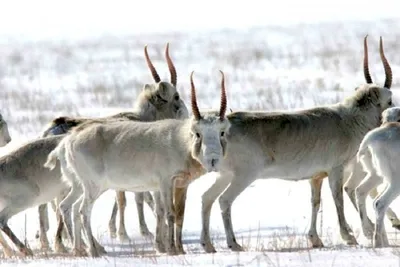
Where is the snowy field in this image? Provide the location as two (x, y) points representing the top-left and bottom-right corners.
(1, 1), (400, 266)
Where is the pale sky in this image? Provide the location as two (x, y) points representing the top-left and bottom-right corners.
(0, 0), (398, 40)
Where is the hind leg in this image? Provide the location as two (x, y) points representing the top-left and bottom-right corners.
(308, 177), (324, 248)
(355, 172), (381, 239)
(37, 203), (50, 251)
(0, 189), (40, 256)
(53, 194), (70, 254)
(0, 231), (18, 257)
(116, 191), (129, 242)
(328, 165), (357, 245)
(108, 199), (118, 239)
(54, 212), (68, 253)
(135, 192), (153, 238)
(0, 219), (32, 257)
(80, 184), (106, 257)
(343, 161), (365, 212)
(51, 198), (69, 241)
(144, 191), (155, 212)
(59, 183), (87, 255)
(369, 187), (400, 230)
(373, 182), (400, 248)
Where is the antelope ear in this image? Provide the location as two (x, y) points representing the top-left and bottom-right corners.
(157, 81), (173, 99)
(370, 87), (380, 104)
(142, 83), (153, 93)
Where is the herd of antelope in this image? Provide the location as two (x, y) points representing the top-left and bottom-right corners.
(0, 35), (399, 258)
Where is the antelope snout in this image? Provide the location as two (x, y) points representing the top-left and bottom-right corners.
(0, 135), (11, 147)
(205, 157), (220, 172)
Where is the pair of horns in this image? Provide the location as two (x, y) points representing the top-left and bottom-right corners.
(363, 35), (392, 89)
(144, 43), (177, 87)
(190, 71), (227, 121)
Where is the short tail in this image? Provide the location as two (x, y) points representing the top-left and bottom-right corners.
(44, 148), (59, 170)
(44, 138), (66, 170)
(356, 134), (374, 162)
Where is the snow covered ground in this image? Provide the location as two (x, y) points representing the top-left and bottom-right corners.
(0, 1), (400, 266)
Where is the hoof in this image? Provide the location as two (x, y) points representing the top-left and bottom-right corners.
(175, 246), (186, 255)
(89, 249), (101, 258)
(167, 250), (178, 256)
(310, 240), (324, 248)
(2, 248), (17, 258)
(228, 242), (244, 252)
(40, 244), (51, 252)
(95, 244), (107, 255)
(312, 243), (324, 248)
(54, 243), (68, 254)
(166, 244), (178, 256)
(346, 236), (358, 246)
(308, 234), (324, 248)
(72, 248), (88, 257)
(140, 229), (154, 239)
(372, 239), (383, 248)
(155, 242), (166, 254)
(108, 225), (117, 239)
(346, 223), (354, 234)
(363, 230), (374, 240)
(118, 231), (130, 243)
(392, 223), (400, 231)
(93, 247), (107, 257)
(98, 249), (107, 256)
(201, 242), (217, 253)
(362, 221), (375, 239)
(61, 230), (69, 240)
(20, 247), (34, 257)
(109, 231), (117, 239)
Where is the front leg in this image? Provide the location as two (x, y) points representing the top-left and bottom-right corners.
(201, 173), (232, 253)
(174, 185), (188, 254)
(108, 200), (118, 239)
(160, 178), (177, 255)
(218, 171), (254, 252)
(153, 192), (166, 253)
(328, 165), (357, 245)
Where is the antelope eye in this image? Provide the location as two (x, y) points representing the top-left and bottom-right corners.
(196, 133), (200, 138)
(174, 95), (180, 101)
(220, 131), (225, 137)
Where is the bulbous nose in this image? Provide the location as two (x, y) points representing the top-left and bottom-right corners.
(211, 159), (218, 168)
(206, 158), (219, 172)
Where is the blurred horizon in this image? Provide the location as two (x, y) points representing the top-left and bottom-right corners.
(0, 0), (398, 41)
